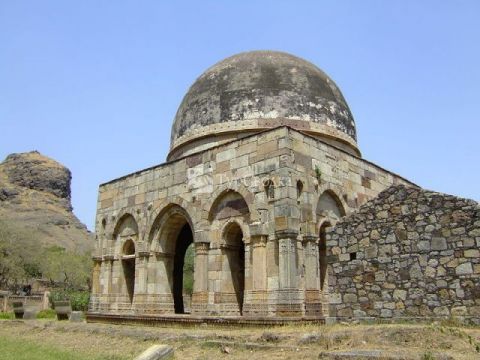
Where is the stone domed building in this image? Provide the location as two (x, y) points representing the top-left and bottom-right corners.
(89, 51), (479, 324)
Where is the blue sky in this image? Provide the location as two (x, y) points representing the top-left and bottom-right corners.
(1, 1), (479, 230)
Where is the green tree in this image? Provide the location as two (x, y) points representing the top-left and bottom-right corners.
(0, 220), (41, 291)
(0, 219), (92, 292)
(183, 244), (194, 295)
(40, 246), (92, 290)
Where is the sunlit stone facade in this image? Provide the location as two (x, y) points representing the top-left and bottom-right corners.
(88, 51), (415, 320)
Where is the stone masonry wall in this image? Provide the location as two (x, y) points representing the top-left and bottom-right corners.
(91, 126), (413, 318)
(327, 185), (480, 323)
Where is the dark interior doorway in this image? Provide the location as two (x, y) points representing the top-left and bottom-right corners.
(319, 223), (330, 290)
(173, 223), (193, 314)
(122, 239), (136, 304)
(225, 223), (245, 315)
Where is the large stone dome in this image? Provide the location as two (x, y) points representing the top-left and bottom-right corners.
(168, 50), (359, 160)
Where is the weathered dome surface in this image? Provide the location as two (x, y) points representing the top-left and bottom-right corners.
(169, 51), (359, 160)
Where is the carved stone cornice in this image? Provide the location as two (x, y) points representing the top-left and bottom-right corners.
(275, 229), (299, 239)
(154, 251), (174, 259)
(251, 235), (267, 248)
(138, 250), (151, 258)
(302, 235), (318, 245)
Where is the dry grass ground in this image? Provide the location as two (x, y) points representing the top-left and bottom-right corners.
(0, 319), (479, 359)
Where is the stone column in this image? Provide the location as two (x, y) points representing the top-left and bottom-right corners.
(275, 230), (303, 317)
(266, 236), (279, 316)
(252, 235), (267, 290)
(91, 258), (101, 294)
(90, 258), (102, 312)
(192, 242), (209, 315)
(102, 255), (114, 311)
(152, 252), (174, 314)
(243, 235), (268, 317)
(3, 293), (8, 312)
(277, 230), (298, 289)
(134, 250), (150, 313)
(244, 238), (252, 293)
(303, 235), (322, 317)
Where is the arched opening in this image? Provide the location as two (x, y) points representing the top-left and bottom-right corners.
(172, 223), (193, 314)
(122, 239), (136, 304)
(316, 191), (345, 293)
(319, 222), (331, 290)
(149, 205), (195, 315)
(223, 222), (245, 315)
(316, 190), (346, 220)
(113, 214), (139, 308)
(296, 180), (304, 200)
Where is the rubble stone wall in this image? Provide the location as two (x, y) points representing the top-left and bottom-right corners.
(327, 185), (480, 323)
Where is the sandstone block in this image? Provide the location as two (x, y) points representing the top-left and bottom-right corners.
(433, 306), (449, 316)
(431, 237), (447, 251)
(464, 249), (479, 258)
(393, 289), (407, 301)
(417, 241), (430, 251)
(343, 293), (358, 303)
(134, 345), (174, 360)
(380, 309), (392, 317)
(451, 306), (468, 316)
(455, 263), (473, 275)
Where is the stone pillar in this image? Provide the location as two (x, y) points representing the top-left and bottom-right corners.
(102, 256), (114, 312)
(2, 293), (8, 312)
(243, 235), (268, 317)
(252, 235), (267, 290)
(134, 251), (149, 313)
(90, 258), (101, 312)
(275, 230), (303, 317)
(42, 291), (50, 310)
(303, 235), (322, 317)
(137, 251), (149, 293)
(266, 236), (279, 316)
(152, 252), (174, 314)
(244, 239), (252, 293)
(278, 230), (298, 289)
(192, 242), (209, 315)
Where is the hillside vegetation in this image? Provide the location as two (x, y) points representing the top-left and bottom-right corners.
(0, 151), (93, 291)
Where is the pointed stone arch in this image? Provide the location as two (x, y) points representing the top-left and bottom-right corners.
(205, 184), (258, 222)
(111, 213), (139, 308)
(147, 203), (195, 314)
(208, 190), (251, 223)
(315, 188), (347, 229)
(148, 203), (194, 253)
(220, 220), (246, 315)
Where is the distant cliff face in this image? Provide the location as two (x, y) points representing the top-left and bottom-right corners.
(0, 151), (93, 253)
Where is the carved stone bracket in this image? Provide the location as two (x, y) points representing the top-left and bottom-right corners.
(154, 251), (174, 259)
(195, 242), (210, 255)
(137, 250), (150, 258)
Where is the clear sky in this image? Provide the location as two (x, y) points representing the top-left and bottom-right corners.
(1, 1), (479, 231)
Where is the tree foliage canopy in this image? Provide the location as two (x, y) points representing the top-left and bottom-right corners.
(0, 220), (92, 292)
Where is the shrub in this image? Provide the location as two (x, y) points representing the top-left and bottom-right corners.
(36, 309), (56, 319)
(49, 290), (90, 311)
(69, 291), (90, 312)
(0, 312), (14, 320)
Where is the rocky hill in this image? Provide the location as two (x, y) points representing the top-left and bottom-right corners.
(0, 151), (93, 253)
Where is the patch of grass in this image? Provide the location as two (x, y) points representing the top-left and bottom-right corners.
(36, 309), (56, 319)
(421, 351), (435, 360)
(0, 335), (113, 360)
(0, 311), (14, 320)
